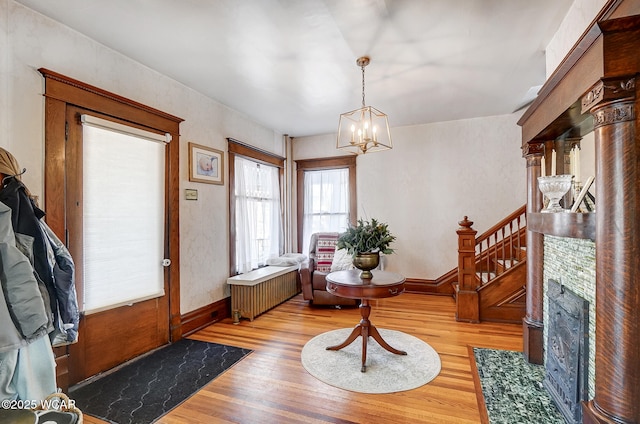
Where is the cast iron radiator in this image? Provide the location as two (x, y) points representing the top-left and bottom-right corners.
(228, 266), (300, 321)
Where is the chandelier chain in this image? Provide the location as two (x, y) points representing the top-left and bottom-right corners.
(361, 64), (366, 108)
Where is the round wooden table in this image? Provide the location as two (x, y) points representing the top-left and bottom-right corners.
(325, 269), (406, 372)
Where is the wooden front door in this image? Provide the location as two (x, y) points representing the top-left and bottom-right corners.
(41, 69), (182, 388)
(64, 106), (170, 384)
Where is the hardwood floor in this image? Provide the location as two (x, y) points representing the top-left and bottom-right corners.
(82, 293), (523, 423)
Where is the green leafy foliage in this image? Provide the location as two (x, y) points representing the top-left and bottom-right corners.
(337, 218), (395, 256)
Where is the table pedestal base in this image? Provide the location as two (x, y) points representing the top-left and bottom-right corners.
(326, 300), (407, 372)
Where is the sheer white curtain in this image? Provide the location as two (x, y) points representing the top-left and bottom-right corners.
(302, 168), (350, 255)
(235, 156), (282, 274)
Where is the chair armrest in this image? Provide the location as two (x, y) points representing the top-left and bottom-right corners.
(299, 259), (314, 300)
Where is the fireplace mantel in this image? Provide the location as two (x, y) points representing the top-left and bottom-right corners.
(518, 3), (640, 423)
(527, 212), (595, 241)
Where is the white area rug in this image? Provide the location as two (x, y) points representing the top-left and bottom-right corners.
(301, 328), (441, 393)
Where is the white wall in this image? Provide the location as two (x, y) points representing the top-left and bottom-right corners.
(2, 0), (284, 314)
(545, 0), (606, 197)
(1, 0), (606, 310)
(545, 0), (608, 76)
(294, 113), (527, 279)
(0, 3), (7, 159)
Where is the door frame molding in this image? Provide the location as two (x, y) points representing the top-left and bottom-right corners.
(40, 68), (183, 384)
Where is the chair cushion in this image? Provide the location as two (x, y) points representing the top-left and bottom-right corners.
(315, 234), (339, 272)
(331, 248), (354, 271)
(266, 253), (307, 266)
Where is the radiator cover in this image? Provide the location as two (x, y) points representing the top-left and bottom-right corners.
(228, 266), (300, 321)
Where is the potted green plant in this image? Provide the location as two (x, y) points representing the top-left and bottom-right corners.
(337, 218), (395, 279)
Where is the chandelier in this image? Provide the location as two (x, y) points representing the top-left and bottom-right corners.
(337, 56), (392, 154)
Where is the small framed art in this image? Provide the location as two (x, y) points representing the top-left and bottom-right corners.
(188, 142), (224, 185)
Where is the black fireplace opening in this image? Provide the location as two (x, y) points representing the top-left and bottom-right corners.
(544, 279), (589, 424)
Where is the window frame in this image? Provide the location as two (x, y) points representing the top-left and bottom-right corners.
(228, 138), (285, 276)
(295, 156), (357, 253)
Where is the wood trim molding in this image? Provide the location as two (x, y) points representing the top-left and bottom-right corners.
(40, 69), (183, 345)
(294, 156), (357, 252)
(227, 138), (285, 167)
(404, 277), (455, 295)
(53, 348), (69, 392)
(181, 298), (231, 337)
(521, 142), (544, 159)
(517, 0), (623, 140)
(39, 68), (183, 127)
(227, 138), (286, 275)
(528, 212), (596, 240)
(468, 344), (491, 424)
(295, 155), (356, 170)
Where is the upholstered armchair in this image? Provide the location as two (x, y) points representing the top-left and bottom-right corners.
(299, 232), (359, 306)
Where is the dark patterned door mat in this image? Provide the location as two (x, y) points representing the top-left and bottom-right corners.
(471, 347), (565, 424)
(69, 338), (252, 424)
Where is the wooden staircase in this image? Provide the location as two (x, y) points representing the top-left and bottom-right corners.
(453, 205), (527, 324)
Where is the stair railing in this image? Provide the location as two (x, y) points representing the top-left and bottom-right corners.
(474, 205), (526, 285)
(455, 205), (526, 322)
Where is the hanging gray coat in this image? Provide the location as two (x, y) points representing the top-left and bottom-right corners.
(0, 202), (49, 352)
(0, 177), (79, 347)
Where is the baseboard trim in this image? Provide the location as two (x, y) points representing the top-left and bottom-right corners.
(181, 297), (231, 337)
(54, 347), (69, 392)
(181, 275), (452, 336)
(405, 277), (455, 295)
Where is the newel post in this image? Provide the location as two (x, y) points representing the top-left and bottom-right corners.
(455, 216), (479, 323)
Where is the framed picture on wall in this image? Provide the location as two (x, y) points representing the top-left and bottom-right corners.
(188, 142), (224, 185)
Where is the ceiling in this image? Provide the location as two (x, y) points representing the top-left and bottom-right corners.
(16, 0), (574, 137)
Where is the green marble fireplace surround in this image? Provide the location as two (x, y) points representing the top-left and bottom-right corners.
(543, 235), (596, 398)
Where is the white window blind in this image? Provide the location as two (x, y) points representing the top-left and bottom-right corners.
(81, 115), (167, 314)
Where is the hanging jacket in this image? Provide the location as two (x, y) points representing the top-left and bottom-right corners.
(0, 177), (79, 347)
(0, 202), (49, 352)
(40, 221), (78, 346)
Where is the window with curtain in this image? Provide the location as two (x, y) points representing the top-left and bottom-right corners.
(233, 155), (283, 274)
(301, 168), (350, 255)
(81, 115), (168, 314)
(296, 156), (356, 255)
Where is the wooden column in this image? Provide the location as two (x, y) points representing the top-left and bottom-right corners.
(522, 142), (545, 364)
(582, 77), (640, 424)
(455, 216), (478, 323)
(556, 137), (574, 207)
